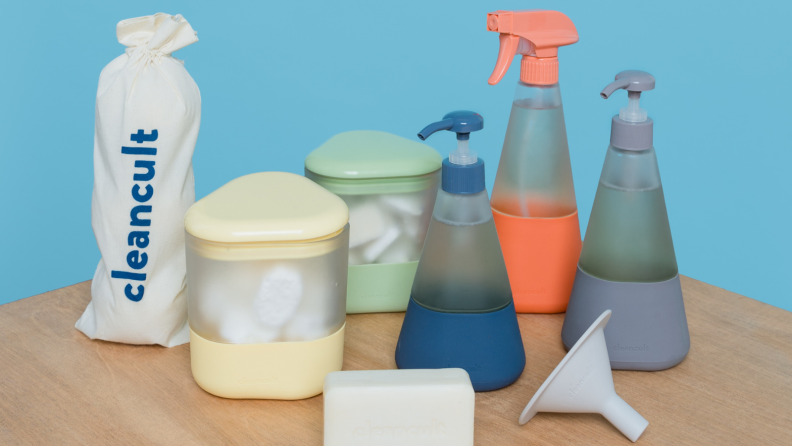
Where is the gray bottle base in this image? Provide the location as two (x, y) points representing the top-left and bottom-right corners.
(561, 267), (690, 371)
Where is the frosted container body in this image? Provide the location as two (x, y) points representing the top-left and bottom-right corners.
(490, 82), (577, 217)
(579, 146), (678, 282)
(186, 226), (349, 344)
(306, 170), (440, 266)
(411, 190), (512, 313)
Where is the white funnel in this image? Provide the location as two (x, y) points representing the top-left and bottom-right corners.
(519, 310), (649, 442)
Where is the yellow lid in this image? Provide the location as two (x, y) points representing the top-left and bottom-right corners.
(184, 172), (349, 243)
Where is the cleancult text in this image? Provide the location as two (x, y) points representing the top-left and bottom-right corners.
(110, 129), (158, 302)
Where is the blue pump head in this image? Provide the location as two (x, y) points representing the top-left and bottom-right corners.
(418, 111), (485, 195)
(418, 110), (484, 141)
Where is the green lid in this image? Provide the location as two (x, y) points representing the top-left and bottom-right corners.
(305, 131), (442, 180)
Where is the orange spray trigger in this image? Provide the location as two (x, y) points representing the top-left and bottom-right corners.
(488, 34), (521, 85)
(486, 10), (578, 86)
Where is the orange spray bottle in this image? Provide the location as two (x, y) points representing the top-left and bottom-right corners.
(486, 10), (581, 313)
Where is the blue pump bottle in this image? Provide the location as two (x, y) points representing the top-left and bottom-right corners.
(395, 111), (525, 391)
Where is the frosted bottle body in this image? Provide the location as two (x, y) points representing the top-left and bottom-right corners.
(490, 81), (582, 313)
(411, 189), (512, 313)
(563, 143), (689, 371)
(579, 146), (677, 282)
(491, 82), (576, 217)
(397, 188), (524, 391)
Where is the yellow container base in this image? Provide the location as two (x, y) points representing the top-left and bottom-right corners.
(190, 324), (345, 400)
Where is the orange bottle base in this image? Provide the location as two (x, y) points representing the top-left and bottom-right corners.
(492, 209), (582, 314)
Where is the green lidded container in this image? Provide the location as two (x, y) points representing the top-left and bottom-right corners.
(305, 131), (442, 313)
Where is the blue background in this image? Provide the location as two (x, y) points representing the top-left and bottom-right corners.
(1, 0), (790, 311)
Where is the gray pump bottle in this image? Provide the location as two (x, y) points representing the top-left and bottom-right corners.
(561, 71), (690, 371)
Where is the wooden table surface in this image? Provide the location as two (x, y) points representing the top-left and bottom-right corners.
(0, 277), (790, 445)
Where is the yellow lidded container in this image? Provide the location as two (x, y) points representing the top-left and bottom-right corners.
(184, 172), (349, 399)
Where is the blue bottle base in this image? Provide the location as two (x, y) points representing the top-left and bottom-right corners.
(396, 297), (525, 391)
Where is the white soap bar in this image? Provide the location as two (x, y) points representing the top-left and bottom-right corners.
(324, 369), (474, 446)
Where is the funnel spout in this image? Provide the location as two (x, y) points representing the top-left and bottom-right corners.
(519, 310), (650, 442)
(600, 394), (649, 442)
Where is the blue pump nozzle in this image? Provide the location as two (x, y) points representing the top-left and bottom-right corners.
(418, 118), (453, 140)
(418, 110), (486, 194)
(418, 110), (483, 166)
(418, 111), (484, 141)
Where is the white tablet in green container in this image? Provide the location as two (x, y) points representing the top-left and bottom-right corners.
(306, 131), (442, 314)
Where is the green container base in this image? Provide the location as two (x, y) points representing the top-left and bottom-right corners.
(346, 261), (418, 314)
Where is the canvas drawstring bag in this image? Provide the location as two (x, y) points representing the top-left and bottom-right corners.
(76, 13), (200, 347)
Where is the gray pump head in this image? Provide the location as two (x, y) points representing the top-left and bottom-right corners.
(601, 70), (655, 151)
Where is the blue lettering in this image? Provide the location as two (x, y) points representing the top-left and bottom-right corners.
(111, 270), (146, 281)
(130, 205), (152, 226)
(124, 284), (145, 302)
(130, 129), (158, 144)
(126, 250), (148, 270)
(132, 184), (154, 202)
(112, 129), (158, 303)
(133, 160), (155, 181)
(128, 231), (150, 248)
(122, 146), (157, 156)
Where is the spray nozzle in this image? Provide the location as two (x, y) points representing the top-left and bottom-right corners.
(601, 70), (655, 123)
(486, 10), (578, 86)
(418, 111), (483, 166)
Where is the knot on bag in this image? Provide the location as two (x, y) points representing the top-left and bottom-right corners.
(117, 13), (198, 65)
(131, 47), (168, 66)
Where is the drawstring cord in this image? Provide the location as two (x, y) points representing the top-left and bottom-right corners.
(129, 47), (185, 66)
(133, 47), (166, 66)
